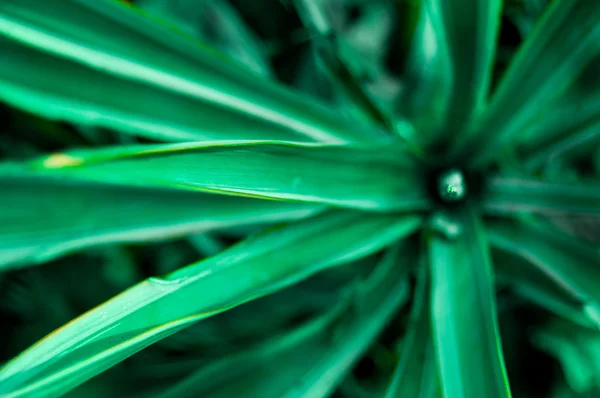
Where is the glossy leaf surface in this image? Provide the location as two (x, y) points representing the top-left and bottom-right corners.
(0, 210), (422, 397)
(428, 209), (511, 398)
(0, 0), (384, 143)
(21, 141), (428, 212)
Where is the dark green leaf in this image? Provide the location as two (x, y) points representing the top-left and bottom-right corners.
(137, 0), (273, 77)
(428, 208), (511, 398)
(0, 173), (321, 269)
(384, 260), (439, 398)
(533, 319), (600, 394)
(0, 210), (422, 397)
(493, 250), (592, 328)
(485, 175), (600, 216)
(426, 0), (502, 137)
(467, 0), (600, 165)
(488, 217), (600, 328)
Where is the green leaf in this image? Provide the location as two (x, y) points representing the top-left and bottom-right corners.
(157, 290), (351, 398)
(393, 4), (447, 143)
(467, 0), (600, 165)
(426, 0), (502, 137)
(0, 0), (384, 143)
(293, 0), (410, 147)
(488, 217), (600, 329)
(534, 318), (600, 394)
(428, 209), (511, 398)
(0, 173), (321, 269)
(493, 250), (592, 328)
(485, 175), (600, 216)
(384, 259), (440, 398)
(159, 244), (411, 397)
(19, 140), (429, 212)
(137, 0), (273, 77)
(520, 57), (600, 170)
(0, 210), (422, 397)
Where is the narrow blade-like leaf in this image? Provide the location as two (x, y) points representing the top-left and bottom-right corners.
(426, 0), (502, 137)
(0, 0), (386, 143)
(488, 217), (600, 328)
(0, 210), (423, 397)
(467, 0), (600, 164)
(385, 260), (439, 398)
(0, 173), (320, 269)
(428, 209), (511, 398)
(493, 250), (592, 328)
(19, 140), (429, 212)
(485, 175), (600, 216)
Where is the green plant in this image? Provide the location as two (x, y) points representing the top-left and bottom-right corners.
(0, 0), (598, 397)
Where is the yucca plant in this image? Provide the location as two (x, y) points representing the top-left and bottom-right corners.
(0, 0), (598, 397)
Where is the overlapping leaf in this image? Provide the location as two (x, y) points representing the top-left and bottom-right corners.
(0, 0), (386, 143)
(0, 210), (422, 397)
(18, 140), (429, 212)
(0, 171), (321, 269)
(468, 0), (600, 165)
(167, 243), (412, 398)
(385, 261), (440, 398)
(488, 217), (600, 328)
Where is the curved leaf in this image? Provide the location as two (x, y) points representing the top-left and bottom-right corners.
(0, 173), (320, 269)
(493, 250), (592, 328)
(488, 217), (600, 328)
(0, 0), (385, 143)
(0, 210), (423, 397)
(468, 0), (600, 165)
(384, 261), (440, 398)
(19, 140), (429, 212)
(159, 244), (411, 398)
(485, 175), (600, 216)
(426, 0), (502, 138)
(428, 209), (511, 398)
(533, 319), (600, 394)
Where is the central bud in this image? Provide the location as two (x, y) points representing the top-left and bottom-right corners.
(436, 168), (467, 203)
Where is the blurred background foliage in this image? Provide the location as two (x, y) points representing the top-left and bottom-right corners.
(0, 0), (598, 397)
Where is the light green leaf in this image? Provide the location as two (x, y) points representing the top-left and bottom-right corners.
(0, 210), (423, 397)
(468, 0), (600, 165)
(428, 209), (511, 398)
(426, 0), (502, 137)
(0, 173), (321, 269)
(0, 0), (384, 143)
(384, 260), (439, 398)
(19, 140), (428, 212)
(488, 217), (600, 329)
(485, 175), (600, 216)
